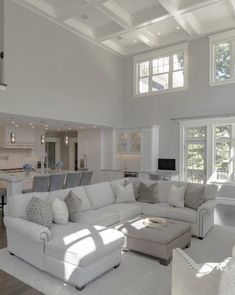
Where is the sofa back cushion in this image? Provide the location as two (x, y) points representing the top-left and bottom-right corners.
(7, 192), (49, 219)
(85, 182), (115, 209)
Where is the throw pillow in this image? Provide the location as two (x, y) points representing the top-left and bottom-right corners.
(52, 198), (69, 225)
(184, 184), (206, 210)
(26, 196), (53, 229)
(168, 184), (186, 208)
(64, 191), (82, 222)
(116, 183), (135, 203)
(137, 182), (158, 203)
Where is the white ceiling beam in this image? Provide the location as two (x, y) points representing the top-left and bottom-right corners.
(134, 28), (160, 48)
(64, 18), (96, 39)
(102, 39), (126, 55)
(158, 0), (199, 36)
(23, 0), (56, 17)
(226, 0), (235, 17)
(56, 0), (88, 21)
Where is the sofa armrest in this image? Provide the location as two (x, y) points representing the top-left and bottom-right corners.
(197, 199), (217, 217)
(4, 216), (51, 242)
(172, 248), (221, 295)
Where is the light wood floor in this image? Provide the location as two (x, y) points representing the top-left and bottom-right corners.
(0, 205), (234, 294)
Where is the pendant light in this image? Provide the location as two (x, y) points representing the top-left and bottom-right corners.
(10, 132), (16, 143)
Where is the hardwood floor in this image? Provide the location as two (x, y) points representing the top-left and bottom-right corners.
(0, 214), (43, 295)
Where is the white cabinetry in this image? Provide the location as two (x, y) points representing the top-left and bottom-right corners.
(0, 126), (36, 148)
(116, 130), (141, 154)
(101, 128), (121, 170)
(140, 125), (159, 172)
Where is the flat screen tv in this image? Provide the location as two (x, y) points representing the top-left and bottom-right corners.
(158, 158), (176, 171)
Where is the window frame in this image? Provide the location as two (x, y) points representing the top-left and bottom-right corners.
(179, 117), (235, 185)
(134, 43), (189, 97)
(209, 29), (235, 86)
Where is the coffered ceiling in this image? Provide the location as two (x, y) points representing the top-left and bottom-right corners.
(14, 0), (235, 55)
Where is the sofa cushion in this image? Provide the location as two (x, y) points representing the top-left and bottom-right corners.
(45, 224), (124, 267)
(65, 191), (82, 222)
(85, 182), (115, 209)
(137, 182), (158, 203)
(139, 202), (172, 218)
(8, 192), (49, 219)
(167, 206), (197, 224)
(71, 187), (91, 212)
(52, 198), (69, 225)
(80, 209), (119, 226)
(168, 184), (186, 208)
(116, 183), (135, 203)
(157, 181), (173, 203)
(185, 184), (206, 210)
(26, 196), (53, 228)
(103, 203), (142, 221)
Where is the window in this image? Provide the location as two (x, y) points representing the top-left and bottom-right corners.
(214, 125), (235, 182)
(134, 43), (188, 96)
(180, 118), (235, 184)
(209, 30), (235, 86)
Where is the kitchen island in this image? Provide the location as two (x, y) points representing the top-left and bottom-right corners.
(0, 169), (89, 197)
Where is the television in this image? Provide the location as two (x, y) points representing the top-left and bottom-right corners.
(158, 158), (176, 171)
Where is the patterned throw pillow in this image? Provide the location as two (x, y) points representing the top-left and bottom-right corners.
(137, 182), (158, 203)
(64, 191), (82, 222)
(26, 196), (53, 228)
(184, 184), (206, 210)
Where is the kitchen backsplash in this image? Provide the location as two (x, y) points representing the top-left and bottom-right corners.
(0, 148), (37, 169)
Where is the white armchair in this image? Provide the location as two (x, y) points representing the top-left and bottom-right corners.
(171, 248), (232, 295)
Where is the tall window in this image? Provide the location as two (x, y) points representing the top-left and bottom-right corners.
(134, 43), (188, 96)
(214, 125), (235, 182)
(209, 30), (235, 86)
(184, 127), (207, 184)
(180, 119), (235, 184)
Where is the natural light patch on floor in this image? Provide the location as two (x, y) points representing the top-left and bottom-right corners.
(197, 258), (231, 278)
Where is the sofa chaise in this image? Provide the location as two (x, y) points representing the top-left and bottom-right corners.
(4, 178), (218, 289)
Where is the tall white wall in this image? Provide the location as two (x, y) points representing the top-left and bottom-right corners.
(0, 0), (124, 127)
(123, 37), (235, 199)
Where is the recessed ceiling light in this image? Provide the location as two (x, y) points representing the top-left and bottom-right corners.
(11, 121), (15, 124)
(157, 32), (161, 36)
(133, 39), (137, 43)
(45, 124), (48, 128)
(68, 127), (72, 130)
(45, 127), (48, 130)
(80, 126), (84, 129)
(93, 125), (97, 128)
(29, 123), (33, 126)
(15, 124), (19, 127)
(57, 129), (61, 131)
(31, 126), (35, 129)
(176, 26), (180, 30)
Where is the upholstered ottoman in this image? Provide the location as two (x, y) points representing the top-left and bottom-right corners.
(116, 216), (191, 266)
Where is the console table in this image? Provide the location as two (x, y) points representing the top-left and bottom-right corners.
(149, 172), (179, 181)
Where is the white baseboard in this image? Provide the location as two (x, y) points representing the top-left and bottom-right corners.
(217, 197), (235, 206)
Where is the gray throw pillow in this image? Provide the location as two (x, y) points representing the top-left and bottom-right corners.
(64, 191), (82, 222)
(137, 182), (158, 203)
(184, 184), (206, 210)
(26, 196), (53, 229)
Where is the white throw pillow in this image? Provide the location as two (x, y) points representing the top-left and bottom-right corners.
(116, 183), (135, 203)
(52, 198), (69, 225)
(168, 184), (186, 208)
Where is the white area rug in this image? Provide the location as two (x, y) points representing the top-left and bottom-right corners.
(0, 225), (235, 295)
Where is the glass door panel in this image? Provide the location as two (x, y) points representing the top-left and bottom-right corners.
(45, 142), (56, 169)
(185, 143), (206, 184)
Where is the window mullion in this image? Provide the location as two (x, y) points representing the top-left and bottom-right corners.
(149, 59), (152, 93)
(169, 54), (173, 89)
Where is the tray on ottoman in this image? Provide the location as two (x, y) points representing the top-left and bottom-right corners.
(116, 216), (191, 266)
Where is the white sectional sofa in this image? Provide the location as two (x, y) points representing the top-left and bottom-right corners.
(4, 178), (218, 289)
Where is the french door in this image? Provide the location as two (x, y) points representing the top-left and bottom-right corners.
(184, 127), (207, 184)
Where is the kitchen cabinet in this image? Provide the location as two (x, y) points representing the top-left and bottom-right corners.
(0, 126), (36, 148)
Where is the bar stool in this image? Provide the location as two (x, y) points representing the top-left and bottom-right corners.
(65, 172), (81, 189)
(32, 175), (50, 192)
(80, 171), (93, 186)
(49, 174), (66, 192)
(0, 188), (7, 216)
